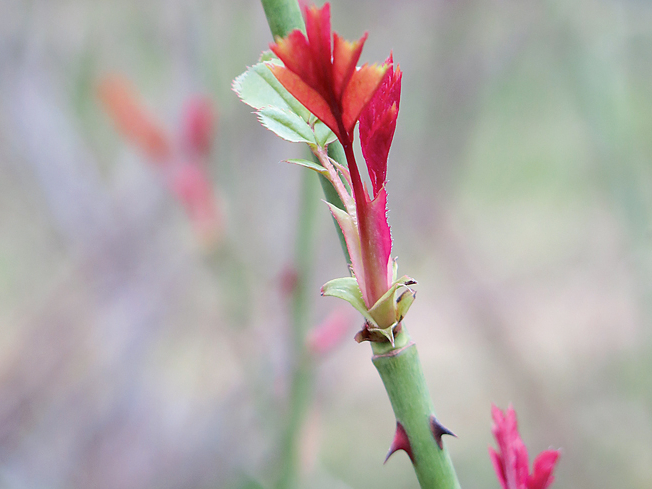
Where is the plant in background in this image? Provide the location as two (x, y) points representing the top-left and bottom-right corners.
(235, 1), (560, 488)
(98, 75), (221, 246)
(490, 405), (561, 489)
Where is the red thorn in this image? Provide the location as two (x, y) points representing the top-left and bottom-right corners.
(384, 421), (414, 464)
(430, 415), (456, 450)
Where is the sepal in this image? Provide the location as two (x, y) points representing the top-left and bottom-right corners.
(320, 273), (416, 346)
(396, 288), (416, 323)
(367, 275), (416, 328)
(321, 277), (377, 327)
(355, 321), (400, 346)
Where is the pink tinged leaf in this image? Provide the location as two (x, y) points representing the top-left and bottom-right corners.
(326, 203), (366, 300)
(385, 422), (413, 464)
(359, 57), (402, 196)
(322, 157), (355, 216)
(357, 187), (393, 309)
(527, 450), (561, 489)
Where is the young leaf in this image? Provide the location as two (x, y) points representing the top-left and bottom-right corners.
(284, 159), (328, 175)
(257, 107), (316, 144)
(233, 61), (310, 120)
(314, 120), (338, 147)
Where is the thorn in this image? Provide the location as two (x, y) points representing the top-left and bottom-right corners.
(429, 415), (456, 450)
(385, 422), (414, 464)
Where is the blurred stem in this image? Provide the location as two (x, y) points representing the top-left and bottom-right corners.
(260, 3), (315, 488)
(276, 170), (320, 489)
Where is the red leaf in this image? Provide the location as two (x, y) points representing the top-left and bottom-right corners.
(341, 63), (388, 135)
(360, 55), (402, 196)
(269, 2), (387, 141)
(268, 64), (339, 131)
(332, 33), (366, 99)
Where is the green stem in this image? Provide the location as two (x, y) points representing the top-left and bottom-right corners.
(261, 0), (305, 38)
(372, 328), (461, 489)
(259, 2), (314, 488)
(329, 143), (461, 489)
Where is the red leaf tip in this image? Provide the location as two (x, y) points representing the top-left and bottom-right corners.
(268, 2), (386, 142)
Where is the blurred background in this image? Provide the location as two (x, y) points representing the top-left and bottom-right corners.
(1, 0), (652, 488)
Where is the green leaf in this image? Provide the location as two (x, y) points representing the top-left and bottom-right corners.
(257, 107), (316, 144)
(285, 159), (328, 175)
(258, 50), (276, 62)
(313, 120), (337, 147)
(321, 277), (377, 326)
(233, 61), (310, 120)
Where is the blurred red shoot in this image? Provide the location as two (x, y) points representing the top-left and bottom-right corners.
(489, 405), (561, 489)
(98, 76), (221, 246)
